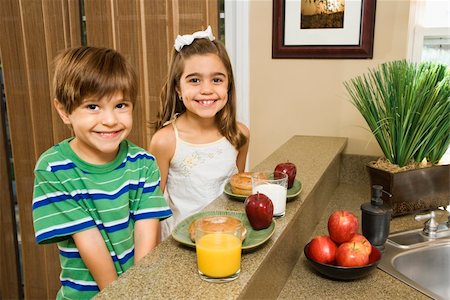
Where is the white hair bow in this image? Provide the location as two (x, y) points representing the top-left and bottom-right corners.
(174, 26), (215, 52)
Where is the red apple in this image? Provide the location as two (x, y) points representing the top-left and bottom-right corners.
(349, 233), (372, 256)
(327, 210), (359, 244)
(274, 162), (297, 188)
(307, 235), (337, 264)
(244, 192), (274, 230)
(335, 241), (370, 267)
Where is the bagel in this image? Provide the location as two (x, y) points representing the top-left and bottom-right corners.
(230, 172), (253, 196)
(189, 215), (247, 242)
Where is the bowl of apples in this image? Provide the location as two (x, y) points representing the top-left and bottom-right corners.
(304, 210), (382, 280)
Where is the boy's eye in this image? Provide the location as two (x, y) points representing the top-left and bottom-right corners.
(86, 104), (98, 110)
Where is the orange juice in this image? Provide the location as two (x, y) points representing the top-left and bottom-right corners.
(196, 233), (242, 278)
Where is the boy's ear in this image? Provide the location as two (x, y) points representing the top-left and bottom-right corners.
(53, 99), (71, 125)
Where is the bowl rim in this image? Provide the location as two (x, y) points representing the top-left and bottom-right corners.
(304, 242), (382, 269)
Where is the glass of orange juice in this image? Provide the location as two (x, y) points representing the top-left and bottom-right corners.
(195, 221), (242, 283)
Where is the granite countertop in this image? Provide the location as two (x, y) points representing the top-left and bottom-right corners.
(96, 135), (348, 299)
(278, 183), (431, 300)
(96, 135), (430, 299)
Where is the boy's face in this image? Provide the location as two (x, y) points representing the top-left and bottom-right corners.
(54, 92), (133, 164)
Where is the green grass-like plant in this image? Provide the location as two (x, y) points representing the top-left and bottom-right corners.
(344, 60), (450, 167)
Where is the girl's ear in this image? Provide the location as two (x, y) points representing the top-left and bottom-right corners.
(53, 99), (71, 125)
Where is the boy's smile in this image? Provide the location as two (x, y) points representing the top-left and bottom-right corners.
(54, 92), (133, 164)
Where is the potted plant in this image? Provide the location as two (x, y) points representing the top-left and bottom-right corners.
(344, 60), (450, 216)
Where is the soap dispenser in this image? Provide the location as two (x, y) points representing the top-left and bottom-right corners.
(361, 185), (392, 251)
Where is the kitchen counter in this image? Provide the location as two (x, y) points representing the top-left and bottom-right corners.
(96, 135), (347, 299)
(96, 135), (429, 299)
(278, 182), (430, 300)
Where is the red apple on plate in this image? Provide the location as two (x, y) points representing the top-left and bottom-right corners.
(327, 210), (359, 244)
(350, 233), (372, 256)
(244, 192), (274, 230)
(335, 241), (370, 267)
(274, 162), (297, 189)
(307, 235), (337, 264)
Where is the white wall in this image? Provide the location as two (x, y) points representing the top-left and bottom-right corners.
(249, 0), (412, 167)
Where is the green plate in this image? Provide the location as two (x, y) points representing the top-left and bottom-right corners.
(223, 179), (302, 202)
(171, 210), (275, 251)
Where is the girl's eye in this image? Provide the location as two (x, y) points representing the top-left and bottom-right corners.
(213, 78), (224, 83)
(116, 103), (129, 109)
(189, 78), (200, 84)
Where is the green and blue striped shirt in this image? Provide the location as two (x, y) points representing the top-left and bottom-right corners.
(32, 138), (172, 299)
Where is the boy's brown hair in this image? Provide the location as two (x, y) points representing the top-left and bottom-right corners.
(53, 46), (137, 113)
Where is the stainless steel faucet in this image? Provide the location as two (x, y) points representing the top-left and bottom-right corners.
(415, 208), (450, 239)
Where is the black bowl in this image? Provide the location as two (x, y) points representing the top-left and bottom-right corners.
(304, 242), (382, 280)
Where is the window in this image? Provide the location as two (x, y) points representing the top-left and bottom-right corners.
(409, 0), (450, 165)
(409, 0), (450, 64)
(412, 27), (450, 64)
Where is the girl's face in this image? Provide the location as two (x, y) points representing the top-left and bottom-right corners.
(54, 91), (133, 164)
(178, 53), (229, 121)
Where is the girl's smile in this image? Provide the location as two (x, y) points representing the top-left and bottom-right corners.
(194, 98), (220, 108)
(196, 99), (216, 105)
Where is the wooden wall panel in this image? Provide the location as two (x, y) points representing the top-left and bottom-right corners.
(42, 0), (80, 143)
(84, 0), (115, 48)
(0, 0), (81, 298)
(67, 0), (83, 46)
(177, 0), (218, 36)
(0, 71), (21, 300)
(19, 1), (62, 297)
(0, 3), (28, 298)
(178, 0), (208, 34)
(0, 0), (51, 298)
(142, 0), (172, 138)
(207, 0), (219, 39)
(0, 0), (66, 298)
(21, 0), (54, 154)
(0, 0), (219, 298)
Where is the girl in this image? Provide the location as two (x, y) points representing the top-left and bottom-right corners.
(149, 26), (250, 240)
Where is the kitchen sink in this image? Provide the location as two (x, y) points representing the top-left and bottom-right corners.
(378, 228), (450, 300)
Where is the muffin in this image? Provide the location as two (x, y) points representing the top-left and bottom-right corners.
(188, 215), (247, 242)
(229, 172), (253, 196)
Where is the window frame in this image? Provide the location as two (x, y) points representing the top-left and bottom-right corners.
(224, 0), (250, 128)
(410, 26), (450, 63)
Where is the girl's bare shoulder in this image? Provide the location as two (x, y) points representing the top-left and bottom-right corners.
(149, 125), (176, 152)
(237, 122), (250, 138)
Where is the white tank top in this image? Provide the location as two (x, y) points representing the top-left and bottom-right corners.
(161, 122), (238, 240)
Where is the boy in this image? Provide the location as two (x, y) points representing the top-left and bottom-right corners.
(32, 46), (172, 299)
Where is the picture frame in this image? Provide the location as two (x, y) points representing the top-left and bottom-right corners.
(272, 0), (377, 59)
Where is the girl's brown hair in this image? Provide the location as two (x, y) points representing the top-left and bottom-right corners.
(154, 38), (247, 149)
(53, 46), (137, 113)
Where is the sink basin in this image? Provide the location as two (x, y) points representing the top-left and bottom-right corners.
(378, 229), (450, 300)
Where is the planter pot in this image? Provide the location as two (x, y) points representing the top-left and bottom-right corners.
(366, 163), (450, 217)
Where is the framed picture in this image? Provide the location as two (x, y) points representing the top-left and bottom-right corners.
(272, 0), (377, 58)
